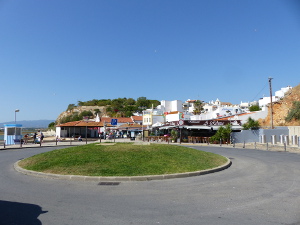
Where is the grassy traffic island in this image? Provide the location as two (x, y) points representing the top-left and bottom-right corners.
(18, 143), (228, 177)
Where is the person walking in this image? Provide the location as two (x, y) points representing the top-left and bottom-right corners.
(33, 133), (37, 144)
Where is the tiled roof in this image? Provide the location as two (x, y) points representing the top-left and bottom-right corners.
(131, 116), (142, 121)
(57, 121), (112, 127)
(220, 102), (233, 106)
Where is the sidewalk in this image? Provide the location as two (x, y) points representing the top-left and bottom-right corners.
(2, 138), (300, 154)
(177, 141), (300, 153)
(0, 137), (136, 150)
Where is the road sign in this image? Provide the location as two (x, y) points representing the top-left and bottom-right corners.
(179, 119), (184, 126)
(111, 119), (118, 125)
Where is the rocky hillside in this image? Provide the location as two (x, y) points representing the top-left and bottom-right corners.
(259, 83), (300, 127)
(56, 106), (107, 124)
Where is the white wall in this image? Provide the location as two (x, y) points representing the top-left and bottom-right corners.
(160, 100), (183, 112)
(235, 108), (268, 124)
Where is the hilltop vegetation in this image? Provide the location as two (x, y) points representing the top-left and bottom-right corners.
(57, 97), (160, 124)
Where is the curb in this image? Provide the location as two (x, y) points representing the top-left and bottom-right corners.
(14, 158), (231, 182)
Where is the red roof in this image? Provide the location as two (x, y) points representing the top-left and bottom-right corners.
(131, 116), (142, 121)
(57, 121), (112, 127)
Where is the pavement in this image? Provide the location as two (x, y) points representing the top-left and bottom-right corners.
(4, 137), (300, 182)
(2, 136), (300, 153)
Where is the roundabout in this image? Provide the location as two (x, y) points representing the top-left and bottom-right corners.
(1, 144), (300, 224)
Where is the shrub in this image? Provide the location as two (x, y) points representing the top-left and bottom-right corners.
(285, 101), (300, 122)
(210, 124), (232, 144)
(249, 104), (260, 112)
(242, 117), (260, 130)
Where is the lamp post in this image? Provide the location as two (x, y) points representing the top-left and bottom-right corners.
(14, 109), (20, 137)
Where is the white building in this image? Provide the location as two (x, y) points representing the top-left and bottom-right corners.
(159, 100), (183, 112)
(259, 86), (292, 107)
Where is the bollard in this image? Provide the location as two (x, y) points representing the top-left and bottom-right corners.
(20, 140), (22, 148)
(243, 141), (245, 148)
(292, 135), (298, 146)
(233, 139), (235, 148)
(298, 136), (300, 148)
(284, 135), (289, 146)
(284, 142), (287, 152)
(40, 140), (42, 147)
(220, 139), (222, 147)
(56, 138), (58, 146)
(271, 135), (277, 145)
(266, 142), (268, 151)
(4, 141), (6, 149)
(260, 135), (266, 143)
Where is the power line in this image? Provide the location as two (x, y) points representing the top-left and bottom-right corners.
(251, 82), (268, 102)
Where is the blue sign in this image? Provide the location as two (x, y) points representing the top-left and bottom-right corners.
(111, 119), (118, 125)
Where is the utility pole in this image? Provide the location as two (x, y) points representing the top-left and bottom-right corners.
(268, 77), (274, 129)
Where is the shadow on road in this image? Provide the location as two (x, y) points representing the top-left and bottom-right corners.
(0, 200), (47, 225)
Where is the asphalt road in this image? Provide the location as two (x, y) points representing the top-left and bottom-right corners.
(1, 145), (300, 225)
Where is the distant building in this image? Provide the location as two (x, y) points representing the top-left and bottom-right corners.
(259, 86), (292, 107)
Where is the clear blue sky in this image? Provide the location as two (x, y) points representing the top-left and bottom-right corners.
(1, 0), (300, 123)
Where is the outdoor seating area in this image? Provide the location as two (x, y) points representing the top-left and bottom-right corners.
(146, 136), (170, 142)
(187, 136), (211, 143)
(145, 136), (212, 143)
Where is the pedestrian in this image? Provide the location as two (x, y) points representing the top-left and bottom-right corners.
(33, 133), (37, 144)
(40, 132), (44, 143)
(24, 134), (28, 144)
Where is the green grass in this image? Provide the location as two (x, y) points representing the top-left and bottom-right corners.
(19, 143), (227, 176)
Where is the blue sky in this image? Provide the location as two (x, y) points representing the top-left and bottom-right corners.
(0, 0), (299, 123)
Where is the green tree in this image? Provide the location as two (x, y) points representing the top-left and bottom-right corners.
(193, 100), (204, 115)
(242, 117), (260, 130)
(94, 109), (101, 116)
(210, 124), (232, 144)
(48, 122), (56, 130)
(126, 98), (136, 105)
(79, 110), (93, 119)
(149, 100), (160, 108)
(285, 101), (300, 122)
(136, 97), (150, 109)
(67, 104), (76, 111)
(249, 104), (260, 112)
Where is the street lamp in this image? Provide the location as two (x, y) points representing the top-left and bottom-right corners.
(15, 109), (20, 123)
(14, 109), (20, 137)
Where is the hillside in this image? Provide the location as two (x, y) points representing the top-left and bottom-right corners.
(56, 106), (107, 124)
(259, 83), (300, 127)
(55, 97), (161, 124)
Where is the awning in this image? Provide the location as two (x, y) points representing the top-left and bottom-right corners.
(158, 126), (177, 130)
(184, 126), (212, 130)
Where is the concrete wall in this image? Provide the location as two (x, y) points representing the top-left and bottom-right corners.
(232, 127), (289, 143)
(259, 127), (289, 143)
(288, 126), (300, 137)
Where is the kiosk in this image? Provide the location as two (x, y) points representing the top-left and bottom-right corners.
(4, 124), (23, 145)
